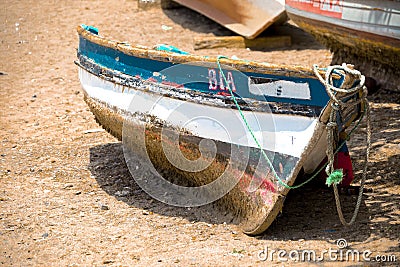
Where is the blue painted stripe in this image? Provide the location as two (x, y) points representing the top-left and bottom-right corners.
(79, 35), (331, 107)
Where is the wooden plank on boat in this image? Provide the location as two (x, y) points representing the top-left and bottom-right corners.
(193, 35), (291, 50)
(173, 0), (287, 39)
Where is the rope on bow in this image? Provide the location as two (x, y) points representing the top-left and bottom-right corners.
(313, 63), (371, 226)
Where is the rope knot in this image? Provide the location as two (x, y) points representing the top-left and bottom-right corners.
(327, 122), (337, 128)
(331, 102), (340, 110)
(326, 169), (344, 187)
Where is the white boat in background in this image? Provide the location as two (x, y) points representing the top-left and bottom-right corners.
(285, 0), (400, 91)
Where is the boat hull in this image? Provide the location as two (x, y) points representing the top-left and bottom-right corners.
(79, 64), (328, 234)
(83, 91), (290, 233)
(285, 0), (400, 91)
(76, 25), (364, 234)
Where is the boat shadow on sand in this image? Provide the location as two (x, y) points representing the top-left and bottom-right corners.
(88, 93), (399, 248)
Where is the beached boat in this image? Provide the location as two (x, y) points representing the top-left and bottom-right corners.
(76, 24), (368, 234)
(173, 0), (287, 39)
(285, 0), (400, 91)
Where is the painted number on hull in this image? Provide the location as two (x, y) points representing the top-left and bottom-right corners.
(320, 0), (342, 13)
(208, 69), (236, 92)
(287, 0), (343, 18)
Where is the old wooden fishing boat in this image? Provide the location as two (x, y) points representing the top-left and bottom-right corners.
(76, 24), (368, 234)
(172, 0), (287, 39)
(285, 0), (400, 91)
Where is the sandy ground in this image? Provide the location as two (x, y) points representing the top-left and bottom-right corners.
(1, 1), (399, 266)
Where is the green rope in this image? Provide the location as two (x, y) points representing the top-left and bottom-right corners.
(216, 56), (290, 188)
(326, 169), (344, 186)
(215, 56), (364, 189)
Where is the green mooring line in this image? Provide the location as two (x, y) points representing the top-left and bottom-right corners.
(215, 56), (364, 189)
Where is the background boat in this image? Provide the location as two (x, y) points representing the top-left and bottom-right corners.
(172, 0), (287, 39)
(285, 0), (400, 92)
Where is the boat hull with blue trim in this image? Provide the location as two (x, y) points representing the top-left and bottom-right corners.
(285, 0), (400, 91)
(76, 25), (364, 234)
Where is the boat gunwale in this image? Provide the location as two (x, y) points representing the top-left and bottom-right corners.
(77, 25), (324, 79)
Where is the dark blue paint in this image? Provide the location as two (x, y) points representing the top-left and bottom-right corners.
(79, 35), (331, 107)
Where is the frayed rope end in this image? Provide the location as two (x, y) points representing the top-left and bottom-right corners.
(326, 169), (344, 187)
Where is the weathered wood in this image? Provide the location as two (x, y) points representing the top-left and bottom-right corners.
(193, 35), (291, 50)
(77, 25), (314, 78)
(173, 0), (286, 39)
